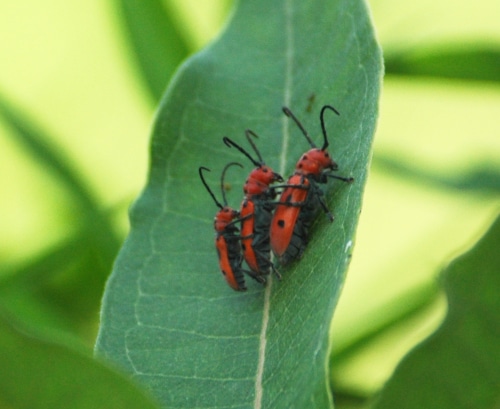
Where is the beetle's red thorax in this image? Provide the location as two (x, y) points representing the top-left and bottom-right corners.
(214, 207), (238, 232)
(244, 166), (282, 196)
(294, 148), (338, 176)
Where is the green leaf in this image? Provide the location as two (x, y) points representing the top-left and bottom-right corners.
(384, 44), (500, 83)
(372, 215), (500, 409)
(116, 0), (191, 101)
(0, 311), (160, 409)
(96, 0), (382, 408)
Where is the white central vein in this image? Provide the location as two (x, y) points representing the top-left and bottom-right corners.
(254, 1), (294, 408)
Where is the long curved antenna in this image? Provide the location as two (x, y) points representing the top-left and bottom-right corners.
(220, 162), (243, 206)
(282, 106), (316, 148)
(244, 129), (264, 164)
(223, 136), (261, 167)
(320, 105), (340, 151)
(199, 167), (223, 209)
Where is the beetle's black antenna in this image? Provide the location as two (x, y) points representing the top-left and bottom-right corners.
(320, 105), (340, 151)
(283, 106), (316, 148)
(220, 162), (243, 206)
(223, 136), (261, 167)
(244, 129), (264, 164)
(199, 167), (223, 209)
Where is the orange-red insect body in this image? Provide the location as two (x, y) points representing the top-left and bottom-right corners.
(224, 131), (283, 281)
(214, 206), (246, 291)
(199, 164), (265, 291)
(270, 105), (354, 265)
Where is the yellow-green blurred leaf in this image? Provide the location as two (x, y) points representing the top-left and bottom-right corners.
(116, 0), (191, 101)
(373, 215), (500, 408)
(385, 45), (500, 83)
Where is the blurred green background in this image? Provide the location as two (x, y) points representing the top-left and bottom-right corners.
(0, 0), (499, 407)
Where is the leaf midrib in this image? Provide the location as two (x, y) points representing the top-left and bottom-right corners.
(254, 1), (294, 408)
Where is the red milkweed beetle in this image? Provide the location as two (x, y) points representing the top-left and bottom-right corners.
(223, 131), (283, 281)
(199, 163), (266, 291)
(270, 105), (354, 265)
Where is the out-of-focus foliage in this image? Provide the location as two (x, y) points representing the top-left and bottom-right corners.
(372, 215), (500, 409)
(0, 0), (498, 408)
(0, 310), (160, 409)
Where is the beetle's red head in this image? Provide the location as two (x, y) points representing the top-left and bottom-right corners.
(214, 207), (239, 232)
(223, 131), (283, 197)
(295, 148), (338, 176)
(244, 165), (283, 196)
(283, 105), (342, 177)
(199, 164), (242, 232)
